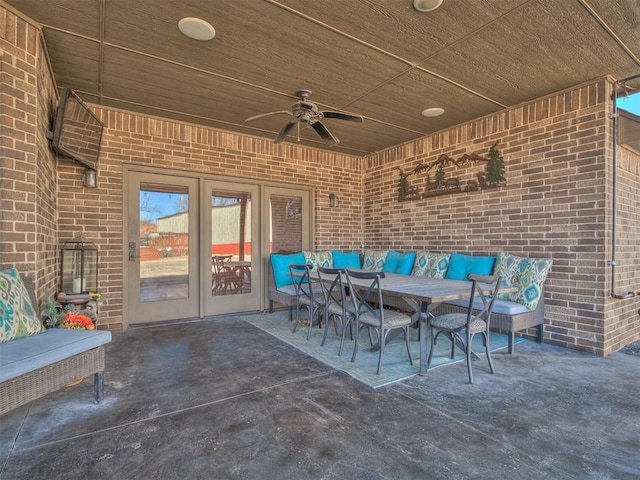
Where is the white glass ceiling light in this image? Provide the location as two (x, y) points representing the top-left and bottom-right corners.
(421, 107), (445, 117)
(178, 17), (216, 41)
(413, 0), (443, 12)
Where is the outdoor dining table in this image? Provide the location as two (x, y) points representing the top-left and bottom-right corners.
(343, 272), (516, 375)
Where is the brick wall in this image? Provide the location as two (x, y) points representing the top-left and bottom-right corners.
(55, 109), (364, 330)
(363, 80), (640, 355)
(0, 7), (58, 302)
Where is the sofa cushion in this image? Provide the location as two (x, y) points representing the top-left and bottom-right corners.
(383, 250), (416, 275)
(412, 251), (451, 278)
(363, 250), (388, 271)
(0, 268), (45, 344)
(494, 252), (552, 310)
(276, 284), (297, 296)
(445, 253), (495, 281)
(0, 328), (112, 382)
(304, 251), (332, 271)
(270, 252), (305, 288)
(332, 251), (361, 269)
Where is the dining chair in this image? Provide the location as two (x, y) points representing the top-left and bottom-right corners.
(345, 270), (414, 375)
(317, 267), (355, 356)
(289, 264), (324, 340)
(212, 255), (244, 295)
(426, 274), (502, 383)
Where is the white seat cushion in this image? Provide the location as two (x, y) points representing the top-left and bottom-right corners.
(444, 298), (531, 315)
(0, 328), (112, 382)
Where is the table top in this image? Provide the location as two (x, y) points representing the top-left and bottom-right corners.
(345, 272), (516, 304)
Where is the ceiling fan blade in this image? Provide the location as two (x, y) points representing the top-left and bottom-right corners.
(274, 121), (297, 143)
(245, 110), (292, 122)
(320, 111), (364, 123)
(311, 121), (339, 146)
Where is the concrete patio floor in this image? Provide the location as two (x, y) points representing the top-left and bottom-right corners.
(1, 314), (638, 479)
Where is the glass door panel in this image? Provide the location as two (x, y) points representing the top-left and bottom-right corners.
(204, 181), (261, 315)
(126, 172), (199, 324)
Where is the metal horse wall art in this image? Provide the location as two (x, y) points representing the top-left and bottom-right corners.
(394, 143), (506, 201)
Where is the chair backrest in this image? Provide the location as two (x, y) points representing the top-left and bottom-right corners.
(289, 263), (316, 302)
(212, 255), (232, 274)
(345, 270), (386, 323)
(466, 274), (502, 326)
(317, 267), (347, 312)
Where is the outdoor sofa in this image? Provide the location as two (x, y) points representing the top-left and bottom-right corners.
(268, 250), (552, 353)
(0, 269), (112, 415)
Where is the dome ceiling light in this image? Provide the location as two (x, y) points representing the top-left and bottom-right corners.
(421, 107), (445, 117)
(178, 17), (216, 41)
(413, 0), (444, 13)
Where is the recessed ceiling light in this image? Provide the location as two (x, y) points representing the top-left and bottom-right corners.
(421, 107), (445, 117)
(178, 17), (216, 41)
(413, 0), (443, 12)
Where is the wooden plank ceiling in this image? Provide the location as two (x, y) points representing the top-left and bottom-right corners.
(5, 0), (640, 156)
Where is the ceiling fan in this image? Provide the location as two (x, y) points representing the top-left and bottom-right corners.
(245, 90), (363, 146)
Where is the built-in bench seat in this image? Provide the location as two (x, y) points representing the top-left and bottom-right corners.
(267, 249), (552, 353)
(0, 271), (112, 415)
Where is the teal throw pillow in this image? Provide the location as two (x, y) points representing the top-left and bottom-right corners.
(412, 251), (451, 278)
(363, 250), (388, 271)
(445, 252), (468, 280)
(383, 250), (416, 275)
(494, 251), (552, 310)
(332, 251), (361, 269)
(0, 268), (45, 344)
(465, 255), (495, 277)
(270, 252), (305, 288)
(304, 251), (332, 271)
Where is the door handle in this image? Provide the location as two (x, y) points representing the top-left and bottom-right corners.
(129, 242), (137, 261)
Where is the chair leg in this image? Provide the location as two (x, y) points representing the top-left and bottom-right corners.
(321, 311), (331, 346)
(426, 327), (436, 371)
(466, 332), (474, 384)
(351, 322), (362, 363)
(376, 330), (385, 375)
(484, 331), (496, 374)
(404, 327), (413, 366)
(508, 331), (515, 354)
(269, 300), (274, 314)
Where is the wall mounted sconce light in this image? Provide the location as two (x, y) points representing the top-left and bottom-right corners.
(329, 193), (339, 208)
(83, 169), (97, 188)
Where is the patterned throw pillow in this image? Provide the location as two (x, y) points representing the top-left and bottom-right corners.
(494, 252), (553, 310)
(304, 251), (332, 271)
(362, 250), (388, 271)
(412, 251), (451, 278)
(0, 268), (46, 344)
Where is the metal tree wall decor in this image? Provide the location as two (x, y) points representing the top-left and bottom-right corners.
(394, 143), (506, 201)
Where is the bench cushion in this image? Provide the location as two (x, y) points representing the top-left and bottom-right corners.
(0, 328), (112, 382)
(276, 285), (297, 296)
(0, 268), (46, 344)
(444, 298), (531, 316)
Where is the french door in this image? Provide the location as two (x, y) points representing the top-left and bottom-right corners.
(203, 180), (261, 316)
(126, 171), (200, 323)
(125, 168), (312, 325)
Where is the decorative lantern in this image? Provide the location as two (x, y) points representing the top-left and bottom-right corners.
(60, 236), (98, 294)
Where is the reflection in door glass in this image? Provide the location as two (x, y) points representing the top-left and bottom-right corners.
(139, 184), (189, 302)
(211, 190), (252, 296)
(269, 194), (302, 253)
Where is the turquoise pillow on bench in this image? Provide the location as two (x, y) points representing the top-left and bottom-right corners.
(383, 250), (416, 275)
(332, 251), (361, 269)
(270, 252), (305, 288)
(445, 253), (495, 280)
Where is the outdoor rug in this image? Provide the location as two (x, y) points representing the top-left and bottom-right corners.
(243, 311), (523, 388)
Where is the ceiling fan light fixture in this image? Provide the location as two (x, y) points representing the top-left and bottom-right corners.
(413, 0), (443, 12)
(178, 17), (216, 41)
(421, 107), (445, 117)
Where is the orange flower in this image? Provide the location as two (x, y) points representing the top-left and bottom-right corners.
(60, 312), (95, 330)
